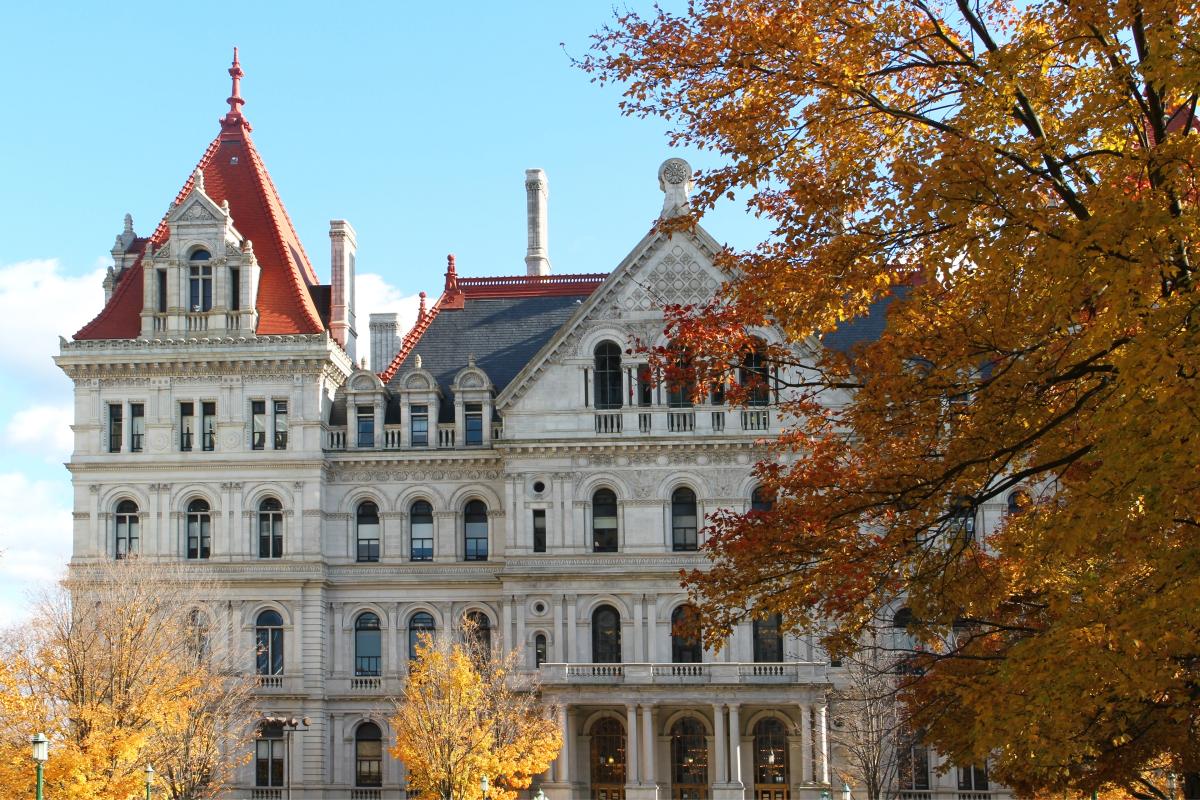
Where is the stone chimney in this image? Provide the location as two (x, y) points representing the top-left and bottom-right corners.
(524, 169), (551, 276)
(369, 313), (400, 373)
(329, 219), (358, 361)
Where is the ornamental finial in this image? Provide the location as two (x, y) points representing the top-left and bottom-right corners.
(221, 48), (251, 130)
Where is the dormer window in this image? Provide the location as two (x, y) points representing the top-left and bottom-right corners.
(465, 403), (484, 446)
(189, 249), (213, 312)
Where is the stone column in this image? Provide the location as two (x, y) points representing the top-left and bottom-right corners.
(502, 596), (514, 656)
(713, 703), (728, 784)
(567, 595), (578, 663)
(800, 704), (813, 783)
(626, 705), (640, 789)
(728, 703), (742, 786)
(553, 596), (565, 661)
(641, 704), (655, 786)
(816, 703), (830, 784)
(556, 704), (570, 784)
(646, 594), (659, 662)
(633, 594), (644, 662)
(516, 596), (527, 662)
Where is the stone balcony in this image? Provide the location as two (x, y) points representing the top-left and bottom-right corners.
(539, 661), (826, 686)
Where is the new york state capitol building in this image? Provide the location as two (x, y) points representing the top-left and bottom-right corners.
(55, 56), (1005, 800)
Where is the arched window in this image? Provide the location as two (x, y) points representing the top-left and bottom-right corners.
(258, 498), (283, 559)
(355, 722), (383, 787)
(740, 340), (771, 406)
(356, 501), (380, 562)
(590, 717), (627, 798)
(592, 605), (622, 663)
(751, 486), (774, 513)
(255, 610), (284, 676)
(410, 500), (433, 561)
(892, 607), (919, 661)
(464, 500), (488, 561)
(465, 611), (492, 653)
(898, 729), (930, 791)
(186, 498), (211, 560)
(1006, 489), (1030, 515)
(408, 611), (435, 661)
(115, 500), (139, 559)
(753, 613), (784, 663)
(592, 488), (618, 552)
(255, 722), (284, 788)
(534, 633), (548, 668)
(355, 612), (382, 677)
(594, 341), (623, 409)
(754, 718), (790, 792)
(188, 249), (213, 312)
(671, 488), (698, 552)
(670, 717), (708, 795)
(671, 604), (703, 663)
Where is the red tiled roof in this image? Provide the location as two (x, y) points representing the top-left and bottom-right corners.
(75, 54), (324, 340)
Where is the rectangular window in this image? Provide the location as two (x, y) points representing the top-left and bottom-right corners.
(156, 269), (167, 313)
(410, 405), (429, 447)
(532, 509), (546, 553)
(273, 400), (288, 450)
(229, 267), (240, 311)
(251, 400), (266, 450)
(107, 404), (123, 453)
(410, 513), (433, 562)
(180, 402), (194, 451)
(255, 738), (284, 787)
(958, 764), (989, 791)
(129, 403), (144, 452)
(201, 401), (216, 451)
(356, 405), (374, 448)
(465, 402), (483, 446)
(637, 365), (654, 407)
(189, 265), (213, 312)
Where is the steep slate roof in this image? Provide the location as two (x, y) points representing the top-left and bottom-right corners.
(75, 51), (325, 340)
(381, 261), (606, 423)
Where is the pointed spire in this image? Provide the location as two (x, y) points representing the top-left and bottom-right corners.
(418, 291), (427, 319)
(220, 47), (252, 131)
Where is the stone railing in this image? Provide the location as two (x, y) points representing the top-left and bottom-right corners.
(540, 661), (827, 686)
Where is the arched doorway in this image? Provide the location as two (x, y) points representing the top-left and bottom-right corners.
(590, 716), (626, 800)
(753, 717), (790, 799)
(670, 716), (709, 799)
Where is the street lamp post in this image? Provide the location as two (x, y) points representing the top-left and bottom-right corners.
(481, 775), (490, 799)
(144, 764), (155, 800)
(30, 733), (48, 800)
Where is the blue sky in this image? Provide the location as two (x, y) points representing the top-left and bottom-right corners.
(0, 1), (769, 621)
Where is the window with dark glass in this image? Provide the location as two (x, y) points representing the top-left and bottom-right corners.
(255, 723), (284, 788)
(273, 400), (288, 449)
(671, 604), (703, 663)
(590, 717), (627, 794)
(949, 497), (975, 543)
(355, 612), (382, 676)
(408, 611), (435, 661)
(591, 489), (618, 553)
(754, 718), (789, 789)
(356, 501), (380, 562)
(464, 500), (488, 561)
(1007, 489), (1030, 515)
(637, 364), (654, 407)
(740, 342), (770, 406)
(129, 403), (144, 452)
(751, 486), (774, 513)
(958, 762), (989, 791)
(355, 722), (383, 787)
(251, 400), (266, 450)
(592, 605), (621, 663)
(115, 500), (139, 559)
(410, 404), (429, 447)
(670, 717), (708, 794)
(186, 498), (211, 559)
(258, 498), (283, 559)
(534, 633), (548, 667)
(667, 349), (695, 408)
(532, 509), (547, 553)
(255, 610), (284, 676)
(898, 730), (930, 791)
(465, 403), (483, 446)
(108, 404), (123, 452)
(465, 611), (491, 653)
(229, 266), (240, 311)
(671, 488), (698, 551)
(188, 249), (213, 312)
(201, 401), (216, 451)
(594, 341), (623, 409)
(754, 613), (784, 663)
(156, 268), (167, 313)
(357, 405), (375, 448)
(180, 402), (194, 451)
(410, 501), (433, 561)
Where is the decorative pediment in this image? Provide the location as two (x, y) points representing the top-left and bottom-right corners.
(402, 369), (437, 392)
(346, 368), (384, 393)
(452, 356), (493, 393)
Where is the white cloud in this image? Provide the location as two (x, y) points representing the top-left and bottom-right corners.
(0, 258), (107, 391)
(5, 404), (73, 463)
(356, 272), (422, 369)
(0, 472), (71, 624)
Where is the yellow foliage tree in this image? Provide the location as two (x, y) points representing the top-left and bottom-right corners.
(391, 621), (560, 800)
(583, 1), (1200, 797)
(0, 561), (255, 800)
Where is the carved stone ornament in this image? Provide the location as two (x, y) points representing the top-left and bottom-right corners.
(182, 202), (216, 221)
(661, 158), (690, 185)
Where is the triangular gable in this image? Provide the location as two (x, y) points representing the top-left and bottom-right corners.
(495, 222), (728, 412)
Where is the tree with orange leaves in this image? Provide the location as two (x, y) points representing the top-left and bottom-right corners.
(584, 1), (1200, 797)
